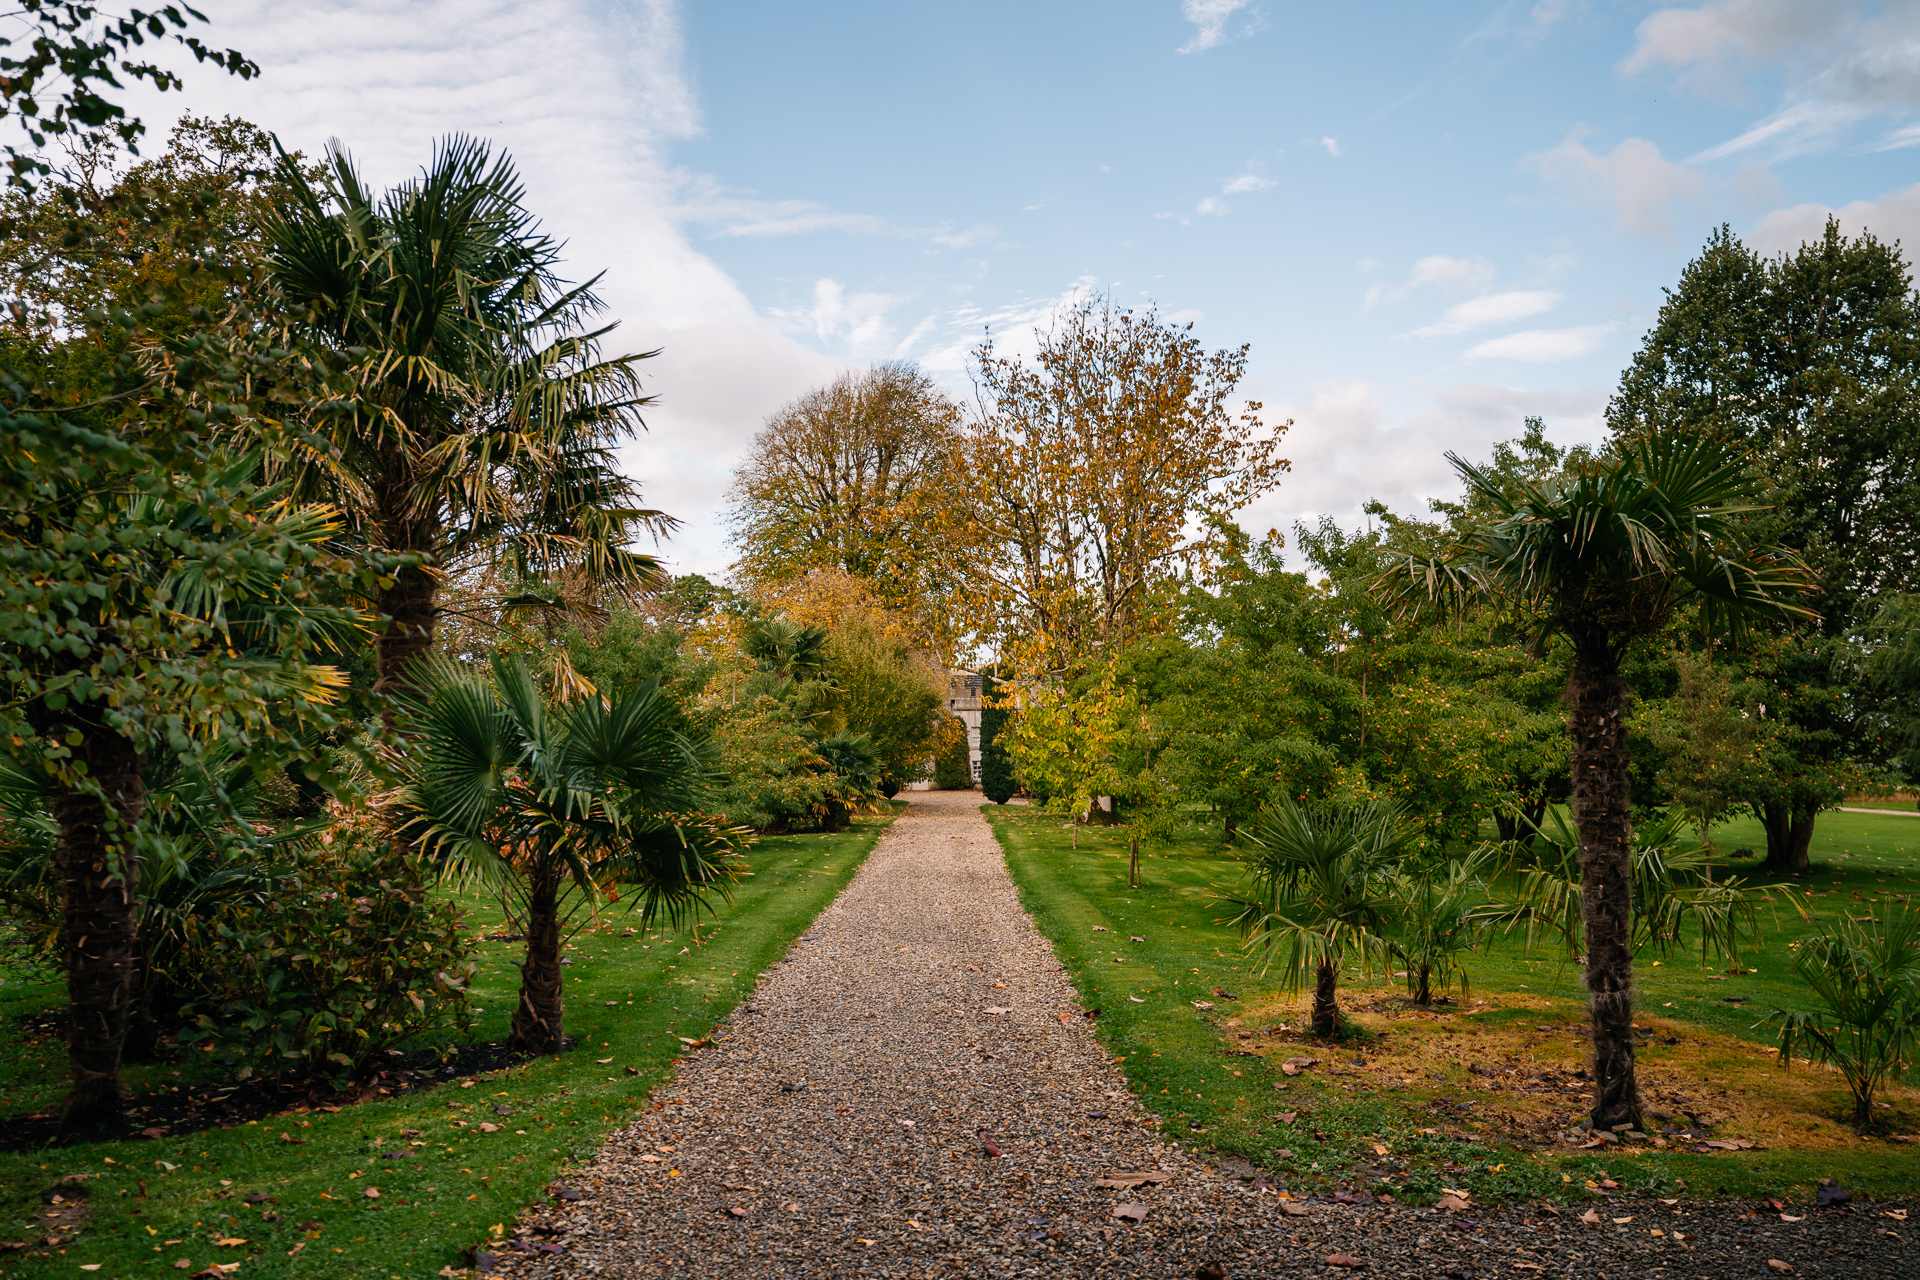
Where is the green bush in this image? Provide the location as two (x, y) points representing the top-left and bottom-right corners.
(980, 681), (1016, 804)
(933, 715), (973, 789)
(175, 806), (475, 1084)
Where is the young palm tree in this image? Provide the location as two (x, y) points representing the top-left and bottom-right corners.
(1381, 432), (1815, 1133)
(1767, 905), (1920, 1127)
(262, 136), (674, 701)
(391, 654), (745, 1053)
(1229, 798), (1409, 1039)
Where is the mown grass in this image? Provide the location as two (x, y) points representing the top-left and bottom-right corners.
(986, 803), (1920, 1207)
(0, 813), (893, 1278)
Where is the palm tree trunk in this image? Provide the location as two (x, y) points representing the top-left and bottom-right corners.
(1568, 647), (1642, 1133)
(374, 563), (439, 704)
(511, 865), (567, 1054)
(50, 714), (145, 1130)
(1415, 964), (1433, 1007)
(1311, 957), (1339, 1039)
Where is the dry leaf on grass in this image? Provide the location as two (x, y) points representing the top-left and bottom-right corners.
(1436, 1194), (1470, 1211)
(476, 1123), (500, 1134)
(1280, 1057), (1317, 1076)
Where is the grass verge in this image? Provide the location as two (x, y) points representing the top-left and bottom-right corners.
(984, 803), (1920, 1208)
(0, 813), (892, 1278)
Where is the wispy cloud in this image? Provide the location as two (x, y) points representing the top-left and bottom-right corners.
(1179, 0), (1263, 54)
(1224, 172), (1275, 193)
(1196, 195), (1231, 216)
(1623, 1), (1920, 161)
(1321, 136), (1341, 157)
(1413, 290), (1561, 337)
(1466, 323), (1615, 363)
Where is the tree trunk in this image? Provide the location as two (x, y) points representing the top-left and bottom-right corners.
(1567, 648), (1643, 1134)
(1494, 813), (1518, 843)
(1758, 802), (1817, 874)
(1415, 964), (1433, 1007)
(374, 562), (439, 705)
(1311, 957), (1339, 1039)
(50, 716), (146, 1131)
(511, 866), (567, 1054)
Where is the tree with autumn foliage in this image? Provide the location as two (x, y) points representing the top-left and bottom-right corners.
(953, 297), (1288, 677)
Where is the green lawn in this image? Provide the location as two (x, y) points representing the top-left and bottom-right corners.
(0, 813), (893, 1278)
(985, 803), (1920, 1207)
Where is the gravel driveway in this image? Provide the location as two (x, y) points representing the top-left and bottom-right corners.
(514, 790), (1908, 1278)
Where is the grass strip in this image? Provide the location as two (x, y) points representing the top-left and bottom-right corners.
(986, 804), (1920, 1207)
(0, 813), (892, 1278)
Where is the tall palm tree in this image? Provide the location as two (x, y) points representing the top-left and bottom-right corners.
(1381, 432), (1815, 1133)
(262, 135), (674, 701)
(1229, 798), (1407, 1039)
(391, 654), (746, 1053)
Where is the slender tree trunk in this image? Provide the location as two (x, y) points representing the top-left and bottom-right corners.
(1495, 813), (1518, 843)
(1758, 802), (1817, 874)
(1567, 647), (1642, 1133)
(511, 865), (567, 1054)
(50, 715), (145, 1130)
(1311, 957), (1339, 1039)
(1415, 964), (1433, 1007)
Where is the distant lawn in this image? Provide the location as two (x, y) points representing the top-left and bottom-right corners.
(0, 813), (894, 1278)
(985, 803), (1920, 1207)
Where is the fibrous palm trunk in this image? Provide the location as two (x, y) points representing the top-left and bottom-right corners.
(51, 714), (146, 1130)
(1568, 647), (1642, 1133)
(1414, 963), (1433, 1007)
(511, 863), (567, 1054)
(1311, 956), (1339, 1039)
(370, 449), (442, 704)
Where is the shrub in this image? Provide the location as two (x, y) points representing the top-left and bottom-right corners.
(175, 805), (475, 1084)
(932, 715), (972, 788)
(1767, 905), (1920, 1126)
(979, 681), (1016, 804)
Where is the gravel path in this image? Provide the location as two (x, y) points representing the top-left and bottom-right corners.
(513, 790), (1909, 1279)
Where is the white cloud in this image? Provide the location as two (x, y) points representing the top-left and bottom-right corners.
(1223, 172), (1274, 193)
(1746, 181), (1920, 258)
(674, 173), (902, 238)
(1465, 324), (1616, 362)
(1167, 308), (1207, 325)
(1321, 136), (1342, 157)
(1529, 0), (1585, 32)
(1179, 0), (1262, 54)
(766, 279), (906, 355)
(1622, 0), (1851, 84)
(1404, 255), (1496, 293)
(1412, 290), (1561, 337)
(1625, 2), (1920, 160)
(1241, 381), (1606, 541)
(1196, 195), (1231, 216)
(1525, 132), (1706, 238)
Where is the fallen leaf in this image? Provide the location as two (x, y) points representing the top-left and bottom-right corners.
(726, 1207), (748, 1219)
(1191, 1000), (1215, 1010)
(1281, 1200), (1312, 1217)
(363, 1187), (380, 1199)
(638, 1155), (661, 1163)
(1886, 1210), (1909, 1221)
(1781, 1213), (1805, 1223)
(278, 1133), (303, 1145)
(596, 1058), (613, 1064)
(1324, 1253), (1363, 1269)
(476, 1123), (501, 1134)
(1092, 926), (1109, 931)
(1280, 1056), (1317, 1076)
(1437, 1194), (1471, 1212)
(1274, 1149), (1294, 1159)
(215, 1237), (247, 1247)
(1112, 1203), (1149, 1223)
(1766, 1262), (1793, 1275)
(1514, 1265), (1545, 1273)
(981, 1139), (1001, 1158)
(1612, 1216), (1634, 1224)
(1372, 1143), (1391, 1156)
(985, 1006), (1011, 1015)
(1128, 995), (1145, 1002)
(1093, 1170), (1175, 1188)
(1580, 1209), (1602, 1225)
(1129, 936), (1145, 942)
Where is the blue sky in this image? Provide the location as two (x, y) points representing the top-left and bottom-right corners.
(119, 0), (1920, 574)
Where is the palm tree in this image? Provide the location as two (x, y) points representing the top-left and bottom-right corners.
(391, 654), (746, 1054)
(1381, 432), (1815, 1133)
(262, 135), (673, 701)
(1229, 798), (1408, 1039)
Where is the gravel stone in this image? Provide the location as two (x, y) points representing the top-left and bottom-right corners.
(516, 791), (1909, 1277)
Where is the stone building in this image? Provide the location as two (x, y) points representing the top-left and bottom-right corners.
(947, 668), (983, 782)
